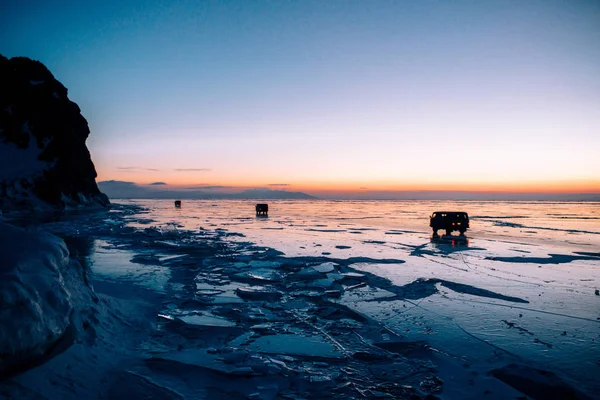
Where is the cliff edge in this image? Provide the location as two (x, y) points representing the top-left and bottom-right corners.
(0, 54), (108, 211)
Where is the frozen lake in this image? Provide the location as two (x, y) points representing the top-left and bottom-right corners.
(116, 199), (600, 395)
(10, 199), (598, 398)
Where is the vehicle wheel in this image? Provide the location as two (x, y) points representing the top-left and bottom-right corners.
(459, 229), (465, 236)
(445, 229), (452, 236)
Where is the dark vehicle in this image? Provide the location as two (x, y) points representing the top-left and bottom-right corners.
(256, 203), (268, 216)
(430, 211), (469, 236)
(174, 200), (182, 208)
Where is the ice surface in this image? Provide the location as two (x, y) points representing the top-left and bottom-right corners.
(236, 286), (283, 301)
(3, 200), (599, 399)
(246, 334), (344, 360)
(313, 262), (338, 273)
(176, 313), (237, 328)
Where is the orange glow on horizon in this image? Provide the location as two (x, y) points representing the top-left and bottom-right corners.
(96, 171), (600, 195)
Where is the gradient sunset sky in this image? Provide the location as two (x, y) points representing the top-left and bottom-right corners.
(2, 0), (599, 196)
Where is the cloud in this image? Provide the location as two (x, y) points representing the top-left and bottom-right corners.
(359, 187), (368, 190)
(117, 166), (160, 172)
(267, 183), (290, 187)
(173, 168), (211, 172)
(149, 182), (167, 185)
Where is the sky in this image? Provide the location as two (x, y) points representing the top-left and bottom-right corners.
(1, 0), (599, 198)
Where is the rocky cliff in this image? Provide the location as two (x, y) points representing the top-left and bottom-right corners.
(0, 54), (108, 211)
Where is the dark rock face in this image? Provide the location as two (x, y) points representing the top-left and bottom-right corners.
(0, 54), (108, 210)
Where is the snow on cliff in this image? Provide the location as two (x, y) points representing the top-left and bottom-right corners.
(0, 223), (99, 379)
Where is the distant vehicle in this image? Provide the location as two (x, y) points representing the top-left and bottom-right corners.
(174, 200), (181, 208)
(256, 203), (268, 216)
(430, 211), (469, 236)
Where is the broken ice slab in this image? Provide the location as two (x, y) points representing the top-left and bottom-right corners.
(326, 272), (344, 281)
(312, 304), (368, 323)
(245, 334), (345, 361)
(233, 269), (285, 283)
(236, 286), (283, 302)
(345, 282), (367, 291)
(248, 269), (285, 282)
(150, 349), (260, 377)
(197, 294), (245, 305)
(327, 271), (367, 283)
(287, 278), (337, 290)
(196, 289), (225, 296)
(153, 240), (182, 248)
(340, 285), (396, 302)
(221, 261), (251, 270)
(341, 272), (367, 280)
(195, 282), (246, 304)
(312, 262), (338, 274)
(287, 267), (323, 281)
(250, 323), (277, 334)
(293, 374), (337, 393)
(249, 260), (283, 269)
(159, 254), (190, 264)
(130, 254), (162, 265)
(175, 312), (237, 328)
(220, 350), (249, 364)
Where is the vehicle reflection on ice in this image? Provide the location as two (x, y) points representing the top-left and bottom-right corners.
(430, 234), (470, 253)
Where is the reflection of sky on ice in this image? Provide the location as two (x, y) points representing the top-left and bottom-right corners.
(119, 199), (600, 254)
(89, 240), (173, 293)
(116, 199), (600, 391)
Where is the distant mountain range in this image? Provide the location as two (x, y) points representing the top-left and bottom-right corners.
(98, 181), (316, 200)
(99, 181), (600, 201)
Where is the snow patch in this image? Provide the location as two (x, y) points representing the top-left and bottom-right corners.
(0, 223), (98, 379)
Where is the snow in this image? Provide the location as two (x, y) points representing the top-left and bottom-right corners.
(0, 223), (97, 379)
